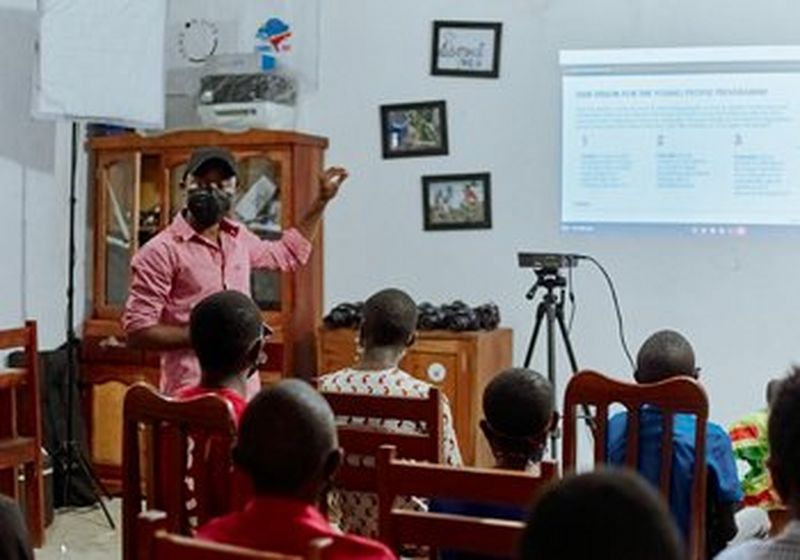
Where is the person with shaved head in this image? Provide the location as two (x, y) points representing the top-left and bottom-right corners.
(317, 288), (462, 537)
(197, 380), (395, 560)
(607, 329), (743, 558)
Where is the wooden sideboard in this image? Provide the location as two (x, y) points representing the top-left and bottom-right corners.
(317, 327), (513, 467)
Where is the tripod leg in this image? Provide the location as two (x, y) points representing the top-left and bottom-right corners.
(555, 305), (596, 432)
(75, 449), (116, 529)
(555, 306), (580, 373)
(523, 303), (548, 369)
(544, 297), (559, 460)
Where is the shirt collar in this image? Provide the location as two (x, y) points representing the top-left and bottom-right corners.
(170, 211), (241, 242)
(244, 496), (332, 531)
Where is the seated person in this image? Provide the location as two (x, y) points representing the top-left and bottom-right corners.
(717, 367), (800, 559)
(178, 289), (270, 423)
(430, 367), (556, 560)
(606, 329), (742, 558)
(317, 288), (462, 537)
(519, 469), (683, 560)
(728, 378), (783, 511)
(432, 367), (556, 517)
(0, 495), (33, 560)
(197, 380), (395, 560)
(176, 290), (268, 521)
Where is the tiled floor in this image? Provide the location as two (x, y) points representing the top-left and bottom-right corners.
(35, 499), (121, 560)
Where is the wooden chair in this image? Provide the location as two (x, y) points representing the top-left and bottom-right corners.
(137, 510), (330, 560)
(376, 444), (557, 556)
(319, 387), (442, 493)
(562, 369), (708, 560)
(0, 321), (44, 547)
(122, 383), (238, 560)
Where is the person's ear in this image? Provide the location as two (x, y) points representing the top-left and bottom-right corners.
(323, 447), (343, 482)
(406, 332), (417, 348)
(479, 419), (501, 455)
(546, 410), (559, 434)
(768, 456), (790, 504)
(357, 324), (366, 349)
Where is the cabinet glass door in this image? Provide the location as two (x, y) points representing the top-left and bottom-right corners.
(97, 153), (138, 310)
(237, 153), (287, 312)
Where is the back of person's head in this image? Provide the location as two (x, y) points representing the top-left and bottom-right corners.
(233, 380), (341, 500)
(519, 469), (683, 560)
(190, 290), (263, 385)
(480, 368), (555, 467)
(635, 329), (696, 384)
(766, 378), (784, 408)
(768, 367), (800, 509)
(359, 288), (418, 350)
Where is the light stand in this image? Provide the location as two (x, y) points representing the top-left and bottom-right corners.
(54, 121), (115, 528)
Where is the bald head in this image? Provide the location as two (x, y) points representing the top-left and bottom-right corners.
(481, 368), (555, 466)
(360, 288), (418, 350)
(635, 330), (696, 384)
(233, 380), (339, 498)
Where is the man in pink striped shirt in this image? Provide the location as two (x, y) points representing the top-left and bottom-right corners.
(122, 147), (347, 397)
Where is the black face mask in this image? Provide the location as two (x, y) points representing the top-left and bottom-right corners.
(186, 187), (232, 229)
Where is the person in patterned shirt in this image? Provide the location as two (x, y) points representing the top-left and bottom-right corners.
(317, 288), (463, 537)
(717, 368), (800, 560)
(728, 378), (783, 511)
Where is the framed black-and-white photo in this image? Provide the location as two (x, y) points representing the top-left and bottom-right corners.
(431, 21), (502, 78)
(380, 100), (449, 159)
(422, 173), (492, 231)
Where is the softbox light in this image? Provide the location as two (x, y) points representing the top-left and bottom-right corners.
(34, 0), (167, 128)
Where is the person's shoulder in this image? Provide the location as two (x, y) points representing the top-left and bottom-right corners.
(714, 539), (768, 560)
(317, 368), (351, 390)
(330, 532), (396, 560)
(195, 511), (241, 542)
(131, 228), (177, 264)
(707, 419), (735, 445)
(394, 369), (434, 396)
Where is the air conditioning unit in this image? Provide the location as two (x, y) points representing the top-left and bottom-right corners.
(197, 72), (297, 129)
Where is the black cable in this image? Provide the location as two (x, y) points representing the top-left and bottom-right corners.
(581, 255), (635, 370)
(567, 265), (576, 333)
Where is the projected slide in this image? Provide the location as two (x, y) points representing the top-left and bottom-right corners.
(560, 47), (800, 232)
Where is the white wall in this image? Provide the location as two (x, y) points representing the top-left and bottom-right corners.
(0, 0), (79, 349)
(300, 0), (800, 426)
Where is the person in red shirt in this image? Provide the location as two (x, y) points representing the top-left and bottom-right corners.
(176, 289), (269, 423)
(197, 380), (396, 560)
(171, 290), (268, 523)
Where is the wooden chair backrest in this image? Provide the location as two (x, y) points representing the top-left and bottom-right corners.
(137, 510), (330, 560)
(319, 388), (442, 492)
(0, 320), (44, 547)
(376, 444), (557, 556)
(122, 383), (237, 560)
(0, 320), (42, 441)
(562, 370), (708, 560)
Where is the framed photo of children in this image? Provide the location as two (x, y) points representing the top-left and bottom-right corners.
(431, 21), (502, 78)
(422, 173), (492, 231)
(380, 100), (449, 158)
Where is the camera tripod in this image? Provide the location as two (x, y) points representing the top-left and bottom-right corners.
(522, 268), (582, 459)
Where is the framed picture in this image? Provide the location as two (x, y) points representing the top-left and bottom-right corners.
(422, 173), (492, 231)
(380, 100), (449, 158)
(431, 21), (502, 78)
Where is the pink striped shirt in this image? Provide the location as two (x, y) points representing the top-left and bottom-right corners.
(121, 212), (311, 397)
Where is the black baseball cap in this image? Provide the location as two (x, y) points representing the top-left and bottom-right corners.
(183, 147), (238, 180)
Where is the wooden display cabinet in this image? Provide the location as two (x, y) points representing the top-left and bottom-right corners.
(317, 327), (513, 467)
(81, 129), (327, 491)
